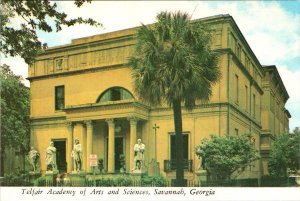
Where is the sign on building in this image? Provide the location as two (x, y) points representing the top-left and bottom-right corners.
(89, 154), (98, 167)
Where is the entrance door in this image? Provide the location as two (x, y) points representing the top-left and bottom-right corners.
(53, 140), (67, 173)
(114, 137), (124, 172)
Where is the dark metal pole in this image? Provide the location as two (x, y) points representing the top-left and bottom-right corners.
(152, 124), (159, 161)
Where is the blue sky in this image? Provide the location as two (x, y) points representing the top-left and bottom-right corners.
(278, 0), (300, 14)
(3, 1), (300, 131)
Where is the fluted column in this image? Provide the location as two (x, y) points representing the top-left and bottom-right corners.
(66, 122), (74, 173)
(128, 117), (138, 171)
(85, 120), (93, 173)
(106, 119), (115, 173)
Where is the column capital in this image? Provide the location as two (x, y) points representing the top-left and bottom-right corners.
(65, 121), (74, 128)
(127, 117), (138, 125)
(84, 120), (93, 127)
(105, 118), (114, 127)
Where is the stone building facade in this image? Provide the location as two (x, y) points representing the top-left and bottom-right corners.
(28, 14), (290, 181)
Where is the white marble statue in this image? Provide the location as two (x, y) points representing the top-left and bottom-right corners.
(133, 139), (145, 170)
(71, 138), (82, 172)
(28, 146), (40, 172)
(46, 141), (57, 171)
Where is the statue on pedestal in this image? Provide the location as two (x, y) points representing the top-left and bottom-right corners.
(71, 138), (82, 172)
(28, 146), (40, 172)
(46, 141), (57, 171)
(133, 139), (145, 170)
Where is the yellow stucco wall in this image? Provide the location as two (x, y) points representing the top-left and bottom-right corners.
(29, 15), (289, 179)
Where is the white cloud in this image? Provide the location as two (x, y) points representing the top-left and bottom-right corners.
(277, 66), (300, 131)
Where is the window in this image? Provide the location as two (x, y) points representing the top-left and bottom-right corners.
(270, 94), (274, 113)
(170, 133), (188, 162)
(235, 74), (239, 103)
(253, 93), (256, 118)
(245, 57), (250, 71)
(235, 128), (239, 136)
(254, 69), (257, 80)
(245, 85), (248, 112)
(237, 44), (241, 59)
(97, 87), (134, 103)
(55, 86), (65, 110)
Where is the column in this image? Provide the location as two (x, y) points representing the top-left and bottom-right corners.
(66, 122), (74, 173)
(85, 120), (93, 173)
(128, 117), (138, 171)
(106, 119), (115, 173)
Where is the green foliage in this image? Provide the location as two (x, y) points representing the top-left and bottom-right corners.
(92, 177), (133, 187)
(195, 133), (260, 180)
(114, 177), (132, 187)
(202, 178), (259, 187)
(268, 129), (300, 177)
(3, 170), (31, 186)
(94, 178), (114, 187)
(98, 158), (104, 172)
(90, 176), (166, 187)
(0, 64), (30, 156)
(261, 176), (289, 187)
(128, 11), (220, 109)
(33, 176), (46, 186)
(0, 0), (101, 64)
(141, 175), (167, 187)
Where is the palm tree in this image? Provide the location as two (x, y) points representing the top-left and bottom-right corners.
(128, 11), (220, 186)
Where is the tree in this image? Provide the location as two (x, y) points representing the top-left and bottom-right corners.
(0, 0), (101, 64)
(0, 64), (30, 176)
(128, 11), (220, 186)
(268, 129), (300, 177)
(195, 134), (260, 180)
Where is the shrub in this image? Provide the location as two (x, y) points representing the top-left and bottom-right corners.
(95, 178), (114, 187)
(268, 130), (300, 177)
(33, 176), (46, 186)
(114, 177), (132, 186)
(3, 171), (31, 186)
(195, 133), (260, 180)
(141, 176), (166, 187)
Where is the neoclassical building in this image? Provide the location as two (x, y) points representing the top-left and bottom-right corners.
(28, 14), (290, 181)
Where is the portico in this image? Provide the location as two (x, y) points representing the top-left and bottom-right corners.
(64, 99), (149, 173)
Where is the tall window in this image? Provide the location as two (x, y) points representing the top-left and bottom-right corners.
(235, 74), (239, 103)
(270, 95), (273, 113)
(170, 133), (188, 162)
(253, 93), (256, 118)
(235, 128), (239, 136)
(245, 57), (250, 71)
(245, 85), (248, 112)
(237, 44), (241, 59)
(55, 86), (65, 110)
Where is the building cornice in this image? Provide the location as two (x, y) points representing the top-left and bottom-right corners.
(27, 63), (127, 81)
(262, 65), (289, 102)
(64, 99), (150, 111)
(36, 36), (135, 60)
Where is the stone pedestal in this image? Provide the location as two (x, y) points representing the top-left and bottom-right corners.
(29, 172), (41, 184)
(45, 170), (58, 186)
(70, 171), (86, 187)
(131, 171), (144, 186)
(148, 159), (160, 177)
(196, 169), (207, 186)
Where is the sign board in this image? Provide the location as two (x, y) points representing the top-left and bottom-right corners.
(89, 154), (98, 167)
